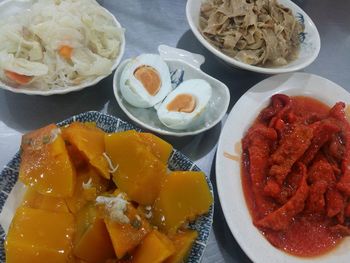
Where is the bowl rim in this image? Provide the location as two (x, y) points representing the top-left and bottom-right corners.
(0, 0), (126, 96)
(186, 0), (321, 74)
(113, 56), (230, 137)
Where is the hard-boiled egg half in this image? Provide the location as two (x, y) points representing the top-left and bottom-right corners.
(120, 54), (172, 108)
(157, 79), (212, 130)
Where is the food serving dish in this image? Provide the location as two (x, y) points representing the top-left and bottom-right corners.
(0, 0), (125, 96)
(216, 72), (350, 263)
(113, 45), (230, 137)
(186, 0), (321, 74)
(0, 111), (214, 262)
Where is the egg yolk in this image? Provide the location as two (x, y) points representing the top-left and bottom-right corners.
(166, 94), (196, 113)
(134, 66), (161, 96)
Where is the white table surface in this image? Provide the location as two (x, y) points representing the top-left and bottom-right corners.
(0, 0), (349, 262)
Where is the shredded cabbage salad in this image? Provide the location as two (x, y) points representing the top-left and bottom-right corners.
(0, 0), (123, 90)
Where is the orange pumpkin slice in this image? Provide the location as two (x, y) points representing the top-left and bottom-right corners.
(153, 171), (213, 234)
(105, 131), (167, 205)
(133, 230), (175, 263)
(19, 124), (76, 198)
(62, 122), (110, 179)
(5, 206), (75, 263)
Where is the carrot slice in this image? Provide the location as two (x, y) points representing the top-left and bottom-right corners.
(59, 45), (73, 60)
(4, 70), (33, 85)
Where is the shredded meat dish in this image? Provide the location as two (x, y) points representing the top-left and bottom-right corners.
(199, 0), (304, 66)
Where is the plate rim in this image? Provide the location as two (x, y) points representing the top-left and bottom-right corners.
(215, 72), (350, 263)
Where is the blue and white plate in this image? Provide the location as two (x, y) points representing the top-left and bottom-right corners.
(0, 111), (214, 262)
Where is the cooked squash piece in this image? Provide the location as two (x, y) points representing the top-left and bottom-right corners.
(19, 124), (76, 198)
(165, 230), (198, 263)
(12, 124), (202, 263)
(66, 166), (109, 214)
(105, 259), (132, 263)
(153, 171), (213, 234)
(66, 144), (88, 169)
(74, 204), (115, 263)
(133, 230), (175, 263)
(139, 132), (173, 164)
(5, 206), (74, 263)
(104, 203), (151, 259)
(22, 188), (69, 213)
(75, 203), (98, 245)
(105, 131), (167, 205)
(62, 122), (110, 179)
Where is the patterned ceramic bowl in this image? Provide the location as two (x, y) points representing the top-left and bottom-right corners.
(0, 111), (214, 262)
(186, 0), (321, 74)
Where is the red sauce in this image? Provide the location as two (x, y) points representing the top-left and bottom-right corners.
(241, 95), (350, 257)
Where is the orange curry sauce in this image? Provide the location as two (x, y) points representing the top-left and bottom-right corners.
(241, 94), (350, 257)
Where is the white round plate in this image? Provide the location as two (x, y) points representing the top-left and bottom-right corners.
(186, 0), (321, 74)
(0, 0), (125, 95)
(216, 72), (350, 263)
(113, 45), (230, 137)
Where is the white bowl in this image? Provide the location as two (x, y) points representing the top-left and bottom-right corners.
(216, 72), (350, 263)
(113, 45), (230, 137)
(186, 0), (321, 74)
(0, 0), (125, 96)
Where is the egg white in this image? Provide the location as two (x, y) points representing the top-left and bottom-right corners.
(157, 79), (212, 130)
(120, 54), (172, 108)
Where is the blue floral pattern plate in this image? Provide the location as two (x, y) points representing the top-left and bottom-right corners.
(0, 111), (214, 262)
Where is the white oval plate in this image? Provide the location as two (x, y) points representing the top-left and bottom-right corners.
(216, 72), (350, 263)
(113, 45), (230, 137)
(186, 0), (321, 74)
(0, 0), (125, 95)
